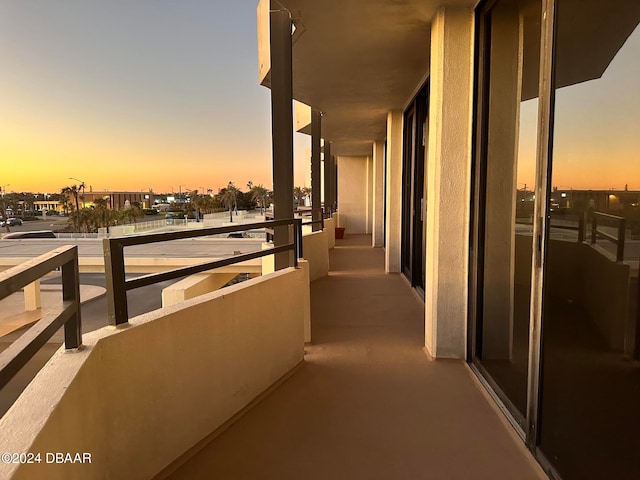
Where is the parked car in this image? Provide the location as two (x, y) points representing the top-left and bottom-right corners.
(227, 232), (250, 238)
(3, 230), (56, 239)
(1, 218), (23, 227)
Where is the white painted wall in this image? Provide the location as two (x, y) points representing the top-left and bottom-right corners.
(425, 7), (474, 359)
(372, 141), (386, 247)
(0, 268), (308, 480)
(302, 230), (329, 282)
(336, 155), (373, 235)
(385, 110), (403, 273)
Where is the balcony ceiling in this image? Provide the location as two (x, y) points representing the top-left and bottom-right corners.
(276, 0), (477, 156)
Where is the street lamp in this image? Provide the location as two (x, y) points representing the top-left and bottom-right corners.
(1, 184), (9, 198)
(69, 177), (86, 208)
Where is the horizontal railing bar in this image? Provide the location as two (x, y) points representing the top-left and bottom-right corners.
(124, 243), (295, 291)
(109, 219), (298, 248)
(0, 246), (77, 302)
(594, 230), (618, 244)
(550, 224), (580, 231)
(593, 212), (625, 221)
(0, 301), (76, 391)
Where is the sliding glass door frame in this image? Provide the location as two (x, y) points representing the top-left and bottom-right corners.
(468, 0), (558, 468)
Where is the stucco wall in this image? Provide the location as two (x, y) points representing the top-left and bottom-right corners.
(385, 111), (403, 273)
(302, 230), (329, 282)
(0, 268), (307, 480)
(336, 155), (373, 235)
(425, 7), (474, 358)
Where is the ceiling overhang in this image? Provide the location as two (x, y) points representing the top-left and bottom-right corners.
(259, 0), (477, 156)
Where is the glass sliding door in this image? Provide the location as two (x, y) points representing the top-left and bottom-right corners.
(538, 2), (640, 478)
(472, 0), (542, 426)
(401, 84), (428, 294)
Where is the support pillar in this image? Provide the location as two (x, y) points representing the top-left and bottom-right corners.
(372, 141), (385, 247)
(323, 141), (332, 215)
(311, 109), (322, 231)
(425, 7), (474, 358)
(385, 111), (403, 273)
(270, 9), (294, 270)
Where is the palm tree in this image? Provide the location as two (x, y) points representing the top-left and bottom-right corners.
(92, 197), (112, 228)
(61, 185), (81, 232)
(293, 186), (304, 208)
(302, 186), (312, 207)
(250, 184), (270, 214)
(220, 182), (240, 222)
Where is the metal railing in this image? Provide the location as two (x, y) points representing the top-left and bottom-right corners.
(103, 219), (303, 326)
(296, 207), (325, 230)
(0, 246), (82, 391)
(591, 212), (626, 262)
(549, 213), (586, 242)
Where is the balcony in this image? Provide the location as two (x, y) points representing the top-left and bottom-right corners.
(0, 230), (545, 479)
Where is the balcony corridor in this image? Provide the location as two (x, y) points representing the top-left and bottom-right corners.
(166, 235), (545, 480)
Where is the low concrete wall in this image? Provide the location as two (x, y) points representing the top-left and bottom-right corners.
(161, 272), (238, 307)
(518, 237), (632, 351)
(302, 230), (329, 282)
(324, 217), (336, 249)
(0, 268), (308, 480)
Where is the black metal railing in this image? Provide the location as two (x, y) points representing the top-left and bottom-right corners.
(296, 207), (325, 230)
(591, 212), (626, 262)
(103, 219), (302, 326)
(549, 213), (586, 242)
(0, 246), (82, 391)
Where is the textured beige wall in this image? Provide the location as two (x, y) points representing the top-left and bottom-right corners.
(425, 7), (474, 359)
(302, 230), (329, 282)
(161, 272), (237, 307)
(372, 141), (386, 247)
(337, 155), (372, 235)
(0, 268), (307, 480)
(324, 217), (336, 249)
(385, 111), (403, 273)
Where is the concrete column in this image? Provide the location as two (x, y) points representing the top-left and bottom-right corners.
(311, 109), (322, 231)
(269, 10), (294, 270)
(482, 4), (523, 359)
(366, 156), (373, 235)
(385, 110), (403, 273)
(331, 154), (337, 211)
(425, 7), (474, 358)
(323, 141), (332, 214)
(372, 141), (385, 247)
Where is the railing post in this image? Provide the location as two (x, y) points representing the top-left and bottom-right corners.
(61, 247), (82, 349)
(617, 218), (626, 262)
(577, 212), (585, 243)
(103, 238), (129, 326)
(591, 215), (598, 244)
(296, 218), (303, 264)
(320, 207), (325, 230)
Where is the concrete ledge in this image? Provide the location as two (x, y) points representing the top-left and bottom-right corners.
(161, 272), (238, 307)
(324, 217), (336, 249)
(302, 230), (329, 282)
(0, 257), (263, 274)
(0, 267), (308, 480)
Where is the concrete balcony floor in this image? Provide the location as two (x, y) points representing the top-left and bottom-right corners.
(167, 234), (546, 480)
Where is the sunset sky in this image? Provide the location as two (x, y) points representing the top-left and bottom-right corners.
(2, 2), (638, 197)
(517, 23), (640, 192)
(0, 0), (311, 195)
